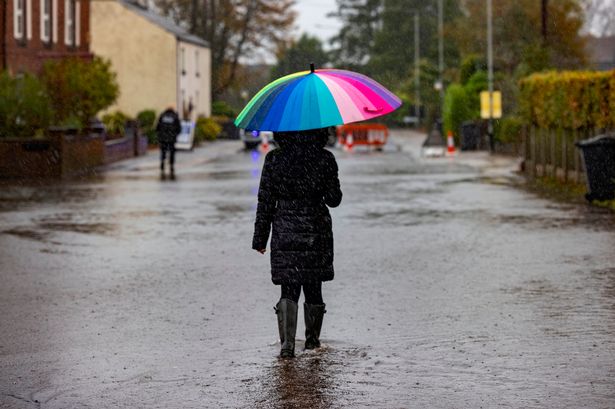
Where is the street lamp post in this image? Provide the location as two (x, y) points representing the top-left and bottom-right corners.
(486, 0), (494, 152)
(438, 0), (444, 126)
(414, 12), (420, 125)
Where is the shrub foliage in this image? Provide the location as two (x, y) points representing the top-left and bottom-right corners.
(0, 72), (52, 138)
(102, 111), (130, 138)
(519, 70), (615, 129)
(137, 109), (158, 144)
(195, 117), (222, 143)
(41, 56), (119, 128)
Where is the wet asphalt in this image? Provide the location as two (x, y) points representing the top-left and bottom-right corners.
(1, 130), (614, 408)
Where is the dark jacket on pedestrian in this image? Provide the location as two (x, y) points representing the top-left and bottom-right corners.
(252, 130), (342, 285)
(156, 108), (181, 144)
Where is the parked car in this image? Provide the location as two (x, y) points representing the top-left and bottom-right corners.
(240, 129), (274, 150)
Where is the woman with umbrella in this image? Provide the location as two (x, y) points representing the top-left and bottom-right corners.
(237, 64), (401, 358)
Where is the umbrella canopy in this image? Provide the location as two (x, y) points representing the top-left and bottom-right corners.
(234, 66), (402, 132)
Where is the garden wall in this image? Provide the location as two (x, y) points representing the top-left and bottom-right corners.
(0, 125), (148, 179)
(104, 122), (148, 164)
(0, 132), (105, 179)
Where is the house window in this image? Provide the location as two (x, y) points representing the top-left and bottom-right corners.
(40, 0), (52, 43)
(195, 50), (200, 77)
(65, 0), (75, 46)
(14, 0), (26, 40)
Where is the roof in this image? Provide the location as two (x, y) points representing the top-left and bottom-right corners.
(119, 0), (210, 48)
(584, 35), (615, 71)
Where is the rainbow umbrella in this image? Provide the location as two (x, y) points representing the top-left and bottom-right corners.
(234, 65), (402, 132)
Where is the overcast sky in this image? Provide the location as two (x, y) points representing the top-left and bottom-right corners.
(293, 0), (342, 48)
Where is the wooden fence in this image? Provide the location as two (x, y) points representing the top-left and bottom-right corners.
(521, 126), (606, 183)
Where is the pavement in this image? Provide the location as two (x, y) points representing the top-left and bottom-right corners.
(1, 130), (614, 408)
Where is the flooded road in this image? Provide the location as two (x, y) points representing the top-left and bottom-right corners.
(1, 130), (614, 408)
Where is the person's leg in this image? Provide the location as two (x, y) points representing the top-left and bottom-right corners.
(302, 282), (323, 305)
(169, 144), (176, 174)
(276, 284), (300, 358)
(303, 282), (326, 350)
(281, 284), (301, 303)
(160, 143), (168, 171)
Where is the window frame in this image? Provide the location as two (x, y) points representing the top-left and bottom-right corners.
(64, 0), (76, 46)
(40, 0), (52, 44)
(14, 0), (26, 41)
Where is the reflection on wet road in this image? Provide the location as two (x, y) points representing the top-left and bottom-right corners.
(1, 131), (614, 408)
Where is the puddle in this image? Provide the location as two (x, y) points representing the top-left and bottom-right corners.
(37, 222), (116, 236)
(2, 228), (51, 242)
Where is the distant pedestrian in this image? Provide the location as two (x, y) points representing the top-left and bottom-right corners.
(156, 106), (181, 176)
(253, 128), (342, 358)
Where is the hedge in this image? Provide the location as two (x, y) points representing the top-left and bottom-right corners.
(519, 70), (615, 130)
(0, 71), (52, 138)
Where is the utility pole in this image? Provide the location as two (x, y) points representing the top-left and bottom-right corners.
(541, 0), (548, 44)
(486, 0), (494, 152)
(414, 12), (420, 126)
(437, 0), (444, 128)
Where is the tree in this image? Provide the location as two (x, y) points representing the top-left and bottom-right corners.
(328, 0), (383, 70)
(328, 0), (463, 126)
(368, 0), (461, 90)
(398, 59), (441, 126)
(582, 0), (615, 36)
(155, 0), (296, 98)
(41, 57), (119, 128)
(453, 0), (587, 75)
(271, 34), (329, 79)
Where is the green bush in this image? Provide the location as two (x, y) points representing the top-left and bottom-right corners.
(495, 115), (523, 144)
(460, 55), (487, 85)
(443, 71), (488, 138)
(443, 84), (472, 138)
(137, 109), (157, 144)
(195, 116), (222, 143)
(464, 71), (488, 118)
(519, 69), (615, 129)
(0, 72), (52, 138)
(212, 101), (237, 118)
(137, 109), (156, 129)
(102, 111), (130, 138)
(41, 56), (119, 128)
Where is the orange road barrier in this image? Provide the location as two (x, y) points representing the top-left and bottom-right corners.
(337, 123), (389, 151)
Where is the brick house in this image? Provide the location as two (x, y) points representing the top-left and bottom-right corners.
(0, 0), (92, 74)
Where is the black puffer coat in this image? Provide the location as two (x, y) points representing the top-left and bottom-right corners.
(252, 131), (342, 285)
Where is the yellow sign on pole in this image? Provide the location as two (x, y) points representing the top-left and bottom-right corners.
(480, 91), (502, 119)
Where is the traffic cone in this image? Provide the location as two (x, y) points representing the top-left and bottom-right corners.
(344, 133), (354, 152)
(446, 131), (457, 156)
(261, 132), (270, 153)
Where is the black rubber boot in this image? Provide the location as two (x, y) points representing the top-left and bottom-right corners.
(304, 303), (326, 350)
(275, 298), (298, 358)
